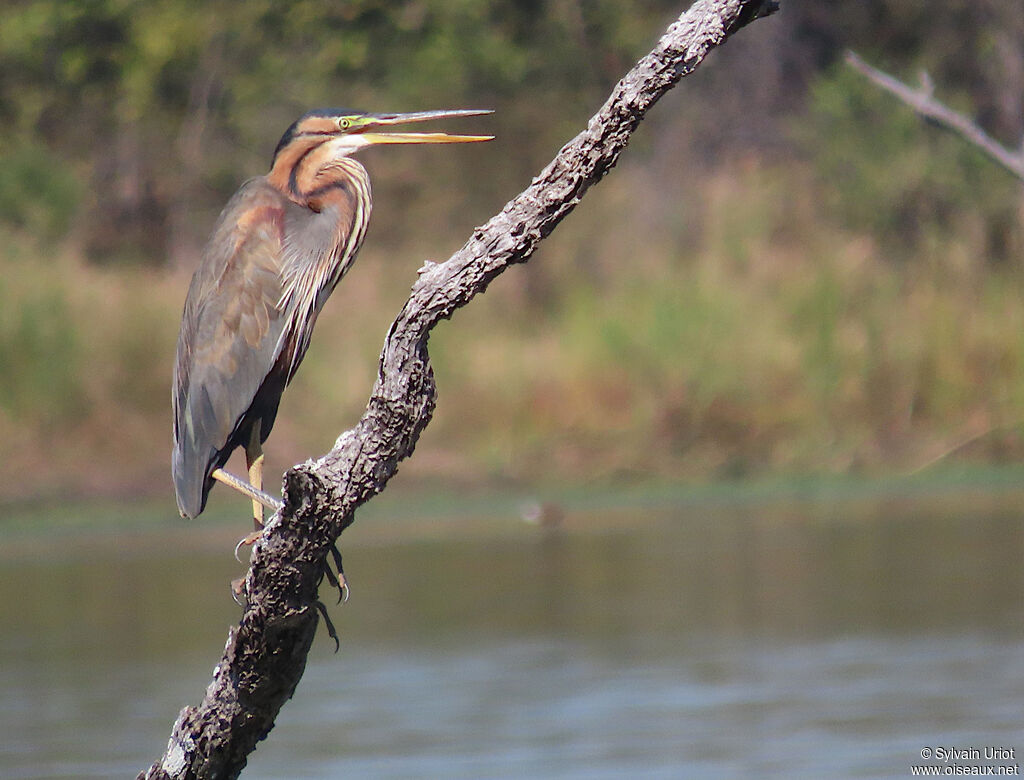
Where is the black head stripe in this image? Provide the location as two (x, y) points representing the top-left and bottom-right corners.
(271, 108), (364, 165)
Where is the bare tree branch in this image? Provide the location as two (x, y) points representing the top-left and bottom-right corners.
(139, 1), (778, 777)
(846, 50), (1024, 183)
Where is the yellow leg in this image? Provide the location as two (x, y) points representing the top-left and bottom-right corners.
(247, 453), (265, 531)
(210, 467), (282, 512)
(245, 422), (265, 532)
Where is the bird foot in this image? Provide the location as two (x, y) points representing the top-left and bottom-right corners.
(233, 529), (264, 562)
(307, 544), (348, 651)
(314, 600), (340, 652)
(321, 543), (350, 603)
(230, 534), (348, 650)
(230, 576), (248, 607)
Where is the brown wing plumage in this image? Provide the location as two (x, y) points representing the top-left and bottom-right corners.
(172, 179), (294, 518)
(173, 159), (370, 519)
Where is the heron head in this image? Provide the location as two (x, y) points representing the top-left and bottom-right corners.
(272, 108), (493, 164)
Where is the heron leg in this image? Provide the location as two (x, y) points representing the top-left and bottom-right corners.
(207, 422), (283, 563)
(211, 468), (282, 511)
(245, 421), (265, 533)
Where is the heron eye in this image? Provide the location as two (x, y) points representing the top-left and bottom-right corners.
(338, 117), (352, 130)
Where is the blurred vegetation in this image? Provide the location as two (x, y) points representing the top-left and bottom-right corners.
(1, 0), (1023, 503)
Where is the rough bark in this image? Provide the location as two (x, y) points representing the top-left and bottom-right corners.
(139, 1), (778, 777)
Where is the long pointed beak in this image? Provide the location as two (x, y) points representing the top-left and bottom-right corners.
(371, 109), (493, 125)
(360, 132), (493, 144)
(360, 109), (494, 145)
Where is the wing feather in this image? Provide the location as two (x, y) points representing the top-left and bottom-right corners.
(171, 165), (369, 519)
(172, 180), (292, 518)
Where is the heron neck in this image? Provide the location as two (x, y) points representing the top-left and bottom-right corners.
(267, 137), (368, 209)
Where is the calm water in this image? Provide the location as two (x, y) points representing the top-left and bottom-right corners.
(1, 486), (1023, 778)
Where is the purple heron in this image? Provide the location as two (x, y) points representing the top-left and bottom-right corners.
(172, 109), (492, 531)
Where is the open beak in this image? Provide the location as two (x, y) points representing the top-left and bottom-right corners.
(359, 109), (494, 145)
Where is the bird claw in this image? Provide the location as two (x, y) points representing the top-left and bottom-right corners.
(234, 529), (263, 562)
(314, 599), (340, 652)
(321, 543), (350, 603)
(230, 531), (348, 651)
(307, 543), (348, 651)
(230, 576), (248, 607)
(331, 543), (350, 603)
(321, 565), (350, 604)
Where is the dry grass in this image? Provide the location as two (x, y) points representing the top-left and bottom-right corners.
(3, 160), (1024, 503)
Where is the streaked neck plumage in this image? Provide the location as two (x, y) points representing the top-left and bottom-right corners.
(266, 136), (371, 213)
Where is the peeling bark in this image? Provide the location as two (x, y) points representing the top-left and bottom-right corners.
(139, 1), (778, 777)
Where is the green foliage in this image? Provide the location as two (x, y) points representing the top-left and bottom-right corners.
(0, 0), (683, 255)
(804, 65), (1022, 259)
(0, 144), (80, 241)
(0, 270), (83, 425)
